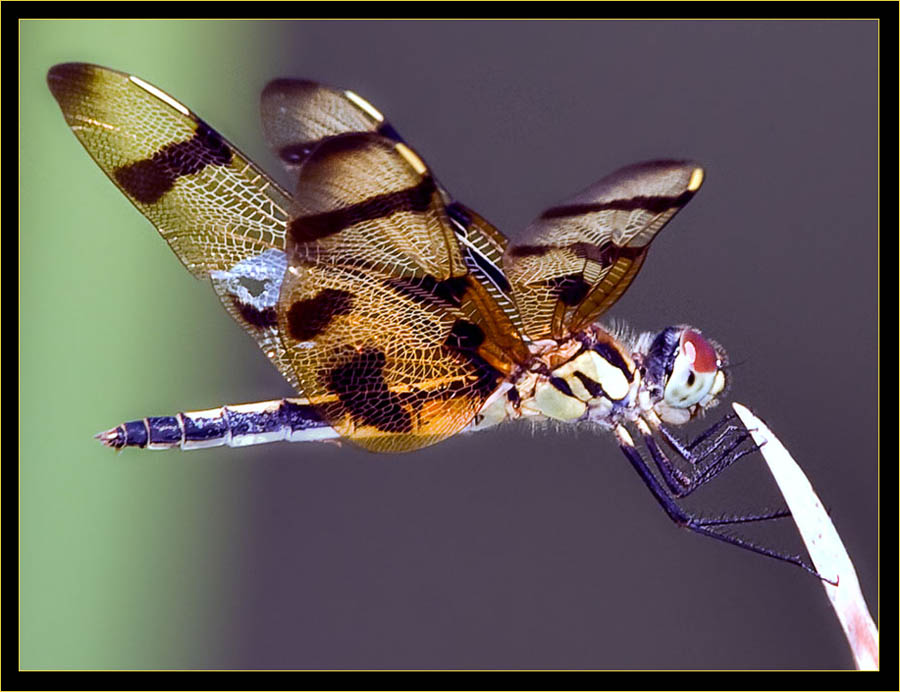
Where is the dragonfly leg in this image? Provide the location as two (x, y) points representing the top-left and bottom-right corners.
(680, 412), (742, 454)
(636, 414), (758, 497)
(614, 425), (829, 581)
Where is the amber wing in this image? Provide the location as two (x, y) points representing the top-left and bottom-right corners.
(261, 80), (529, 451)
(49, 64), (528, 452)
(260, 78), (529, 343)
(47, 62), (308, 390)
(260, 77), (410, 174)
(503, 160), (705, 340)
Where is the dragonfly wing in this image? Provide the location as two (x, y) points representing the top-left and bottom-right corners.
(504, 160), (705, 340)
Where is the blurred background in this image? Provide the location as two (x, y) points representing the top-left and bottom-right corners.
(21, 20), (877, 669)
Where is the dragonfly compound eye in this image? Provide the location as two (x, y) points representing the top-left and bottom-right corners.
(663, 328), (725, 409)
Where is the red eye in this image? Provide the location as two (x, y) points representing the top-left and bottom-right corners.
(681, 330), (718, 373)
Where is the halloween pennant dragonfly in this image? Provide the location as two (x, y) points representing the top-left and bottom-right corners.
(48, 63), (815, 575)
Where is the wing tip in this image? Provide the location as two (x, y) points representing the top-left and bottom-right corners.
(48, 62), (131, 106)
(262, 77), (321, 99)
(687, 166), (705, 192)
(600, 159), (705, 197)
(620, 158), (703, 175)
(47, 62), (91, 96)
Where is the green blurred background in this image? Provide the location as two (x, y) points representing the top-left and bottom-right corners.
(21, 20), (291, 670)
(22, 20), (877, 670)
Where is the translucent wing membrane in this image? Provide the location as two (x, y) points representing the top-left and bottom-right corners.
(260, 78), (529, 344)
(261, 79), (466, 280)
(504, 160), (705, 340)
(277, 262), (507, 451)
(447, 202), (529, 344)
(276, 132), (527, 451)
(260, 78), (407, 177)
(287, 132), (467, 279)
(47, 62), (303, 390)
(260, 78), (529, 450)
(50, 63), (527, 452)
(48, 63), (295, 277)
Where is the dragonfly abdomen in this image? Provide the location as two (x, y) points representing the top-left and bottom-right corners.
(96, 398), (337, 450)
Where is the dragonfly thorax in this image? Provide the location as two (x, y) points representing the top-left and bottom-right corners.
(481, 324), (728, 432)
(512, 325), (641, 428)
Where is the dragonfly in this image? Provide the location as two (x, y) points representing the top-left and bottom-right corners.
(48, 62), (815, 576)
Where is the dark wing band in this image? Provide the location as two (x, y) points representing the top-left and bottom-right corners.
(503, 160), (705, 340)
(262, 79), (529, 450)
(260, 78), (410, 189)
(279, 132), (526, 451)
(47, 62), (304, 390)
(50, 65), (529, 452)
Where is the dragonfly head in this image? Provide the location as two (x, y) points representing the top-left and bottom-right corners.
(644, 326), (727, 424)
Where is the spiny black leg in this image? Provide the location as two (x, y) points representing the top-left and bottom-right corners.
(680, 430), (758, 493)
(636, 420), (734, 497)
(616, 426), (689, 524)
(615, 426), (829, 581)
(638, 421), (693, 495)
(693, 440), (758, 488)
(683, 412), (739, 452)
(658, 413), (751, 462)
(697, 509), (792, 527)
(688, 523), (831, 581)
(638, 416), (759, 498)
